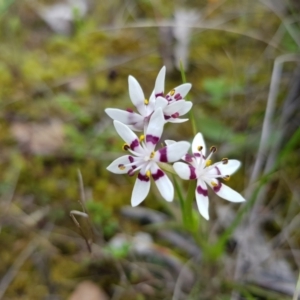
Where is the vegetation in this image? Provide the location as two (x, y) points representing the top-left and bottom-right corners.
(0, 0), (299, 299)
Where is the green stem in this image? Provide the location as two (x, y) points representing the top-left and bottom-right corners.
(184, 180), (197, 230)
(172, 174), (187, 226)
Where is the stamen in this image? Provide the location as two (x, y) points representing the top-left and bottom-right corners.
(144, 99), (149, 105)
(222, 158), (228, 164)
(210, 146), (217, 153)
(122, 143), (130, 151)
(197, 145), (203, 151)
(211, 181), (218, 187)
(169, 89), (175, 96)
(150, 151), (156, 159)
(118, 164), (126, 170)
(223, 175), (230, 181)
(139, 134), (145, 142)
(205, 160), (212, 167)
(146, 170), (151, 178)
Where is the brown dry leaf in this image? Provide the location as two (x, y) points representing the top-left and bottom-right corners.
(11, 120), (65, 155)
(69, 281), (109, 300)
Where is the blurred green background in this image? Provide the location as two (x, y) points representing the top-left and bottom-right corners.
(0, 0), (300, 299)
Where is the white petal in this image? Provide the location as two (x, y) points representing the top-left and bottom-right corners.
(155, 141), (190, 163)
(128, 76), (146, 116)
(195, 179), (209, 220)
(154, 96), (168, 110)
(192, 132), (206, 156)
(151, 164), (173, 202)
(207, 180), (245, 203)
(163, 100), (186, 116)
(113, 121), (143, 152)
(107, 155), (135, 174)
(166, 83), (192, 102)
(131, 169), (151, 207)
(173, 162), (197, 180)
(164, 140), (176, 146)
(178, 101), (193, 115)
(167, 118), (189, 123)
(207, 160), (241, 177)
(145, 108), (164, 150)
(154, 66), (166, 97)
(105, 108), (143, 125)
(147, 90), (156, 115)
(127, 122), (144, 132)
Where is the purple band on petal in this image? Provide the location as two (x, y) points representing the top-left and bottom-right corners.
(138, 173), (150, 182)
(166, 95), (170, 100)
(174, 93), (182, 100)
(152, 169), (164, 181)
(126, 108), (134, 113)
(213, 181), (222, 192)
(129, 156), (134, 163)
(189, 165), (197, 180)
(171, 112), (179, 118)
(194, 153), (201, 157)
(146, 134), (159, 145)
(215, 166), (221, 175)
(197, 185), (208, 196)
(184, 154), (194, 162)
(128, 169), (135, 176)
(158, 147), (168, 162)
(164, 115), (171, 120)
(130, 139), (139, 150)
(155, 92), (164, 97)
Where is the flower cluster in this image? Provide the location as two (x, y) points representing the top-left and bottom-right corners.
(106, 67), (245, 220)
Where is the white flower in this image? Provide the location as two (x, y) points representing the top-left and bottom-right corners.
(105, 66), (192, 131)
(107, 108), (190, 206)
(173, 133), (245, 220)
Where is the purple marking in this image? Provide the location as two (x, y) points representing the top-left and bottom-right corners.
(194, 153), (201, 157)
(184, 154), (194, 162)
(164, 115), (171, 120)
(158, 147), (168, 162)
(130, 139), (139, 150)
(174, 93), (182, 100)
(197, 185), (208, 196)
(128, 169), (135, 176)
(215, 166), (221, 175)
(146, 134), (159, 145)
(129, 156), (134, 163)
(152, 169), (164, 181)
(189, 165), (197, 179)
(171, 112), (179, 118)
(126, 108), (134, 113)
(213, 181), (222, 193)
(166, 95), (170, 100)
(138, 172), (150, 182)
(155, 92), (164, 97)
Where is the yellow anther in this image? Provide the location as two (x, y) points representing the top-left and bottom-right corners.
(169, 89), (175, 96)
(211, 181), (218, 187)
(222, 158), (228, 164)
(144, 99), (149, 105)
(197, 145), (203, 151)
(224, 175), (230, 181)
(210, 146), (217, 153)
(122, 143), (130, 151)
(205, 160), (212, 167)
(146, 170), (151, 178)
(139, 134), (145, 142)
(118, 164), (126, 170)
(150, 151), (156, 159)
